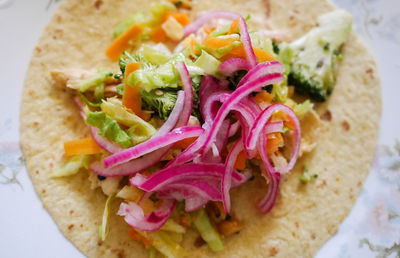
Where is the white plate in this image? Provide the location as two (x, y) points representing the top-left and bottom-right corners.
(0, 0), (399, 257)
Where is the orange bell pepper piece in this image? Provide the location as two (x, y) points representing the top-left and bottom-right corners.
(64, 137), (102, 157)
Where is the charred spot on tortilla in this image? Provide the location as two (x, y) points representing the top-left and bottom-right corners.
(94, 0), (103, 9)
(320, 109), (332, 121)
(341, 120), (350, 131)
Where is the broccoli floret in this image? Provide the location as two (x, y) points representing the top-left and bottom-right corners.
(141, 89), (178, 120)
(272, 41), (280, 55)
(141, 78), (202, 120)
(118, 51), (143, 75)
(281, 10), (352, 102)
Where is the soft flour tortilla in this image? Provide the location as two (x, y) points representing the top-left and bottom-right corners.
(20, 0), (381, 257)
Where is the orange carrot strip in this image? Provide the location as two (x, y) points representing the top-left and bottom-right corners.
(64, 137), (102, 157)
(174, 136), (198, 149)
(254, 48), (276, 62)
(266, 133), (284, 154)
(254, 90), (273, 104)
(203, 36), (236, 49)
(150, 25), (167, 43)
(234, 150), (247, 170)
(228, 18), (240, 34)
(203, 25), (216, 34)
(171, 12), (190, 26)
(106, 24), (143, 61)
(123, 62), (150, 121)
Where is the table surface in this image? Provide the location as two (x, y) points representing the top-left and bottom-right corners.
(0, 0), (399, 257)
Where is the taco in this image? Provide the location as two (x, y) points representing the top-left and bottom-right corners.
(20, 0), (381, 257)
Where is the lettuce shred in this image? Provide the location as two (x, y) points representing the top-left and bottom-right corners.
(50, 155), (89, 178)
(101, 98), (156, 145)
(99, 193), (116, 241)
(193, 209), (224, 252)
(85, 108), (132, 148)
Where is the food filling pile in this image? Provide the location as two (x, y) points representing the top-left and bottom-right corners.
(51, 1), (352, 256)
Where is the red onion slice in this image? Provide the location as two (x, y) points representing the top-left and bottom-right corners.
(222, 139), (243, 213)
(219, 58), (251, 77)
(152, 90), (185, 138)
(162, 180), (221, 202)
(89, 147), (170, 177)
(238, 17), (257, 67)
(176, 62), (193, 127)
(130, 163), (246, 192)
(165, 129), (208, 168)
(183, 11), (241, 38)
(104, 126), (204, 168)
(258, 169), (281, 214)
(199, 120), (230, 164)
(118, 199), (176, 232)
(185, 197), (209, 212)
(246, 104), (300, 173)
(201, 71), (284, 154)
(228, 121), (241, 137)
(73, 96), (123, 154)
(238, 61), (284, 88)
(265, 121), (284, 134)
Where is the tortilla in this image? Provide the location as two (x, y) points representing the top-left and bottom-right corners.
(20, 0), (381, 257)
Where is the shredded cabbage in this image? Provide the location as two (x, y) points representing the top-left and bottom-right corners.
(101, 98), (156, 145)
(195, 50), (221, 77)
(141, 89), (178, 120)
(143, 45), (170, 65)
(193, 209), (224, 252)
(114, 11), (147, 38)
(128, 53), (203, 93)
(194, 40), (242, 59)
(116, 185), (143, 202)
(294, 99), (312, 119)
(85, 108), (132, 148)
(161, 219), (186, 234)
(136, 230), (186, 258)
(50, 155), (89, 178)
(78, 69), (112, 92)
(99, 193), (116, 241)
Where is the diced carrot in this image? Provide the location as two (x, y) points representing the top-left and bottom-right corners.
(217, 219), (243, 237)
(64, 137), (102, 157)
(254, 90), (273, 104)
(202, 36), (237, 49)
(106, 24), (143, 61)
(123, 62), (150, 121)
(171, 12), (190, 26)
(150, 25), (167, 43)
(174, 137), (198, 149)
(203, 25), (216, 34)
(222, 45), (247, 60)
(228, 18), (240, 34)
(234, 150), (247, 170)
(254, 48), (276, 62)
(266, 132), (284, 154)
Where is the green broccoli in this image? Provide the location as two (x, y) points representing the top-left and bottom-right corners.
(280, 10), (352, 102)
(141, 89), (178, 120)
(141, 79), (201, 121)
